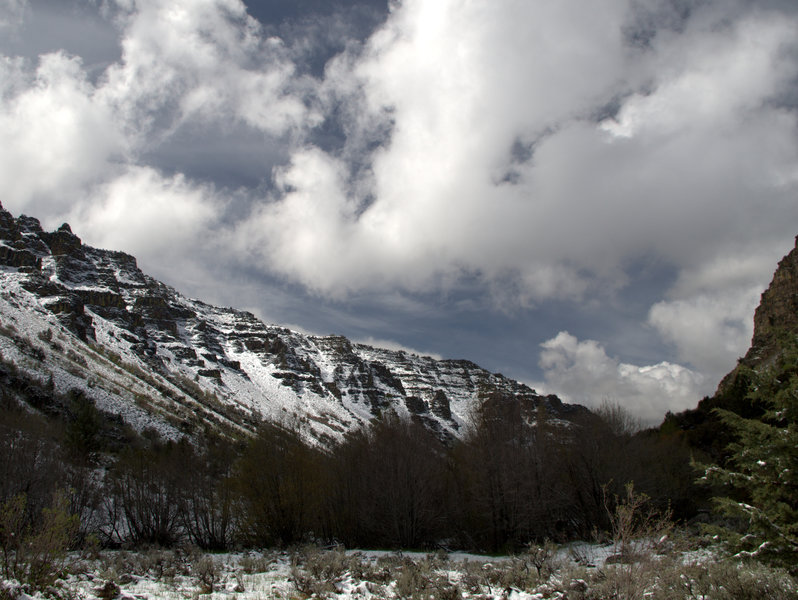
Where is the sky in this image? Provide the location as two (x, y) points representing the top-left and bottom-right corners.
(2, 0), (798, 424)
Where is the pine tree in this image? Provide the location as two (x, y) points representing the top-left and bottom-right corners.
(699, 336), (798, 570)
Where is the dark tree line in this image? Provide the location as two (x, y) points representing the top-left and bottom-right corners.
(1, 380), (698, 553)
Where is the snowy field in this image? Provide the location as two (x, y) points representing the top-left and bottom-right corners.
(2, 541), (796, 600)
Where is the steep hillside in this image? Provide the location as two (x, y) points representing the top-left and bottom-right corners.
(0, 202), (583, 445)
(660, 236), (798, 458)
(721, 236), (798, 384)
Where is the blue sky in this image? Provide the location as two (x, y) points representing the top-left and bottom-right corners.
(2, 0), (798, 423)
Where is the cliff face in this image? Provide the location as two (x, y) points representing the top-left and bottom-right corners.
(716, 236), (798, 394)
(0, 202), (585, 445)
(748, 237), (798, 363)
(661, 236), (798, 458)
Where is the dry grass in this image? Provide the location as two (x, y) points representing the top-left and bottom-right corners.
(6, 538), (796, 600)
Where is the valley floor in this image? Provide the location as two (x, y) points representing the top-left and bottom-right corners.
(2, 539), (796, 600)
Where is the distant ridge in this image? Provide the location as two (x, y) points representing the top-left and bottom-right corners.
(0, 201), (586, 445)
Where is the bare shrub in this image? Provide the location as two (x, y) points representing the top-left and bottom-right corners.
(605, 482), (673, 562)
(238, 552), (275, 574)
(100, 547), (189, 582)
(304, 545), (352, 581)
(391, 556), (460, 600)
(105, 442), (189, 547)
(289, 545), (349, 599)
(526, 540), (559, 579)
(289, 562), (336, 598)
(595, 483), (674, 600)
(97, 551), (134, 583)
(141, 547), (190, 580)
(394, 560), (428, 598)
(193, 555), (217, 594)
(0, 580), (23, 600)
(94, 579), (121, 600)
(652, 558), (798, 600)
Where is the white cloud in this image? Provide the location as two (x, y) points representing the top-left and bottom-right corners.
(648, 291), (759, 378)
(0, 51), (125, 217)
(602, 11), (798, 139)
(538, 331), (706, 424)
(1, 0), (798, 410)
(245, 0), (798, 313)
(231, 148), (366, 297)
(237, 0), (636, 300)
(0, 0), (320, 283)
(647, 249), (784, 378)
(71, 165), (221, 284)
(99, 0), (317, 142)
(0, 0), (319, 226)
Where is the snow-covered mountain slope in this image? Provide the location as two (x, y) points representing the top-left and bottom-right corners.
(0, 202), (585, 445)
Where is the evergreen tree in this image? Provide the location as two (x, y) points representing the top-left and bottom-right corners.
(64, 390), (102, 459)
(700, 336), (798, 570)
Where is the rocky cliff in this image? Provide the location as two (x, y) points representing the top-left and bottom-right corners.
(661, 236), (798, 458)
(742, 237), (798, 364)
(715, 236), (798, 394)
(0, 202), (583, 445)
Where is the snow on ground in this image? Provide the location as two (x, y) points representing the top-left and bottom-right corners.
(3, 539), (777, 600)
(4, 550), (548, 600)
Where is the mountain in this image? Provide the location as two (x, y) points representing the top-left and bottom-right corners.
(718, 236), (798, 389)
(660, 236), (798, 458)
(0, 202), (583, 446)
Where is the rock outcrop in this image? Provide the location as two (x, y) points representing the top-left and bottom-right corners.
(715, 236), (798, 394)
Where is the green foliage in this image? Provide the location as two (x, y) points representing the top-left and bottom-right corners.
(64, 389), (103, 458)
(0, 490), (79, 590)
(699, 335), (798, 571)
(649, 558), (798, 600)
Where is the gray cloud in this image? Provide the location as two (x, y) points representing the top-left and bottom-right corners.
(1, 0), (797, 422)
(0, 0), (120, 77)
(0, 0), (28, 32)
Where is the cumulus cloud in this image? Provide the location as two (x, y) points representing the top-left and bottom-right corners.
(244, 0), (635, 299)
(239, 0), (798, 310)
(647, 250), (783, 378)
(538, 331), (706, 424)
(2, 0), (798, 420)
(0, 0), (318, 287)
(100, 0), (317, 140)
(72, 166), (221, 277)
(648, 291), (759, 377)
(232, 0), (798, 407)
(0, 51), (125, 216)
